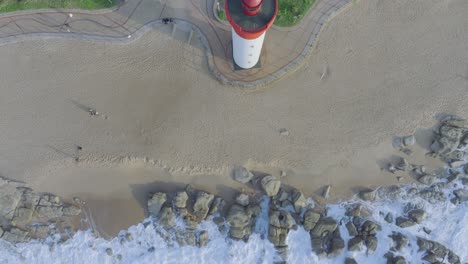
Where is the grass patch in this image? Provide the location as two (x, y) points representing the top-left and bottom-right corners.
(216, 0), (315, 27)
(217, 9), (226, 21)
(275, 0), (315, 27)
(0, 0), (116, 13)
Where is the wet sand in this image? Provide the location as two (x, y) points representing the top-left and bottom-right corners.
(0, 0), (467, 235)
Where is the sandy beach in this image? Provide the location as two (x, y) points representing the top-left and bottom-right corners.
(1, 0), (467, 236)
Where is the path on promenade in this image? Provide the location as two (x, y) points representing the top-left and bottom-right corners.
(0, 0), (350, 86)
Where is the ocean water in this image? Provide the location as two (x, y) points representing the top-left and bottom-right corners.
(0, 184), (466, 264)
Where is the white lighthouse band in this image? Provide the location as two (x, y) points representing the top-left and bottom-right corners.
(232, 30), (266, 69)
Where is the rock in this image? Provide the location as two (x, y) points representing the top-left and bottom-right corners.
(310, 217), (337, 238)
(389, 256), (406, 264)
(359, 189), (376, 201)
(388, 164), (397, 173)
(400, 148), (413, 156)
(246, 204), (261, 219)
(392, 137), (404, 149)
(444, 118), (468, 129)
(454, 189), (468, 202)
(182, 213), (199, 230)
(38, 194), (61, 206)
(422, 252), (439, 263)
(402, 135), (416, 146)
(260, 176), (281, 197)
(275, 189), (289, 202)
(232, 166), (254, 184)
(198, 230), (209, 247)
(323, 185), (331, 199)
(328, 230), (345, 257)
(450, 160), (465, 168)
(448, 251), (461, 264)
(0, 180), (24, 220)
(31, 224), (49, 238)
(105, 248), (113, 256)
(291, 189), (307, 212)
(345, 258), (358, 264)
(345, 221), (358, 236)
(417, 238), (450, 258)
(226, 204), (250, 229)
(423, 227), (432, 235)
(346, 204), (364, 217)
(177, 231), (197, 246)
(279, 128), (289, 136)
(360, 220), (380, 236)
(365, 235), (378, 253)
(462, 177), (468, 186)
(418, 175), (437, 185)
(390, 232), (408, 252)
(2, 228), (29, 243)
(208, 197), (225, 216)
(413, 165), (427, 176)
(396, 216), (416, 228)
(395, 158), (409, 171)
(446, 172), (460, 183)
(230, 227), (251, 240)
(408, 209), (426, 223)
(348, 236), (364, 251)
(303, 210), (321, 231)
(158, 206), (175, 228)
(193, 192), (214, 221)
(385, 212), (394, 223)
(11, 207), (33, 226)
(235, 193), (249, 206)
(174, 191), (189, 208)
(62, 204), (81, 216)
(418, 190), (445, 204)
(269, 210), (295, 229)
(18, 188), (41, 208)
(147, 192), (167, 216)
(0, 226), (3, 237)
(35, 206), (63, 219)
(268, 226), (289, 247)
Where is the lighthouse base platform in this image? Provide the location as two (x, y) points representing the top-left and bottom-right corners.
(233, 57), (262, 71)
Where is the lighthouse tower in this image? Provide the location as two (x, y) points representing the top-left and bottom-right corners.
(225, 0), (278, 69)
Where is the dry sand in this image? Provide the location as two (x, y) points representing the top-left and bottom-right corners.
(0, 0), (467, 235)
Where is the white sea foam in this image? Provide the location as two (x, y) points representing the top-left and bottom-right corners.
(1, 185), (466, 264)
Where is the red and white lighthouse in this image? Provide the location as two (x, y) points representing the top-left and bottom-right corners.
(225, 0), (278, 69)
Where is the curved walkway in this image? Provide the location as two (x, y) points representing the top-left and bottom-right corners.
(0, 0), (351, 87)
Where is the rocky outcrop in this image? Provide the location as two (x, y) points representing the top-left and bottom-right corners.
(0, 177), (82, 243)
(430, 117), (468, 161)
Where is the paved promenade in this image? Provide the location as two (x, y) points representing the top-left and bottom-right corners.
(0, 0), (351, 87)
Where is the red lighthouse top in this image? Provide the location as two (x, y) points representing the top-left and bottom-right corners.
(241, 0), (263, 16)
(225, 0), (278, 40)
